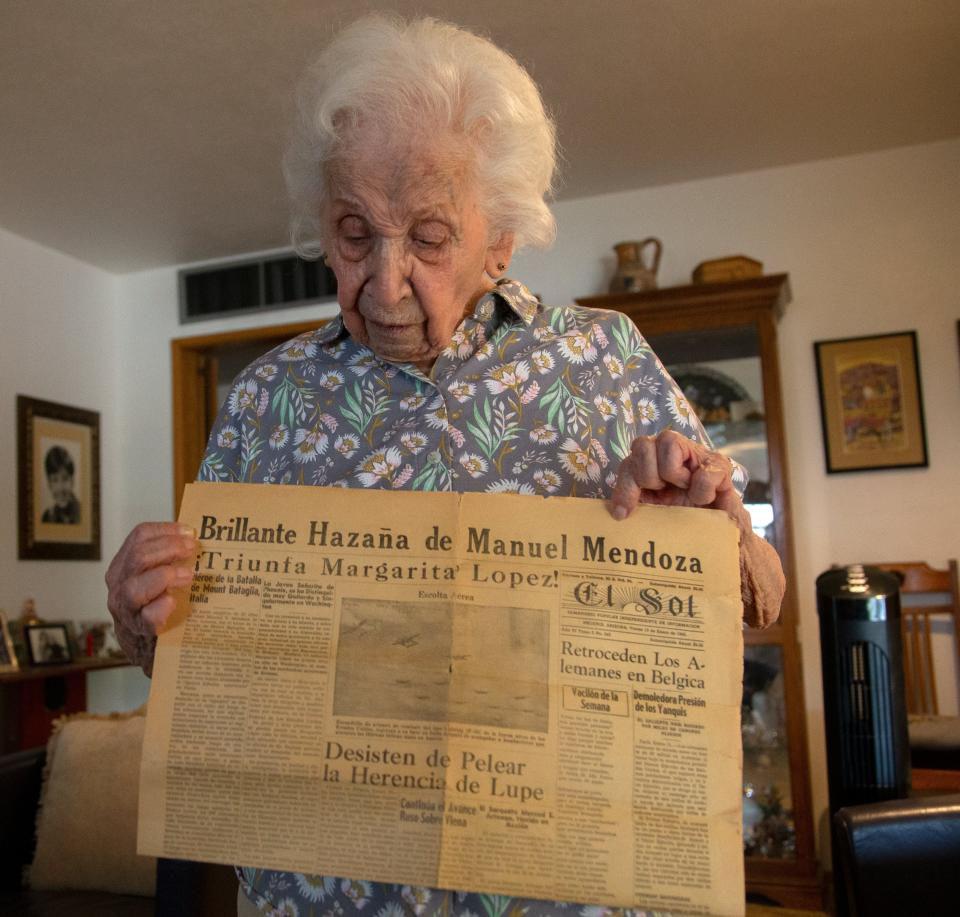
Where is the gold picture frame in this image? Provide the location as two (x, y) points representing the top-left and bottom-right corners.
(17, 395), (101, 559)
(0, 611), (19, 673)
(814, 331), (928, 473)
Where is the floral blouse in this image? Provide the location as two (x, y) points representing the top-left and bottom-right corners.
(200, 280), (734, 496)
(200, 279), (740, 916)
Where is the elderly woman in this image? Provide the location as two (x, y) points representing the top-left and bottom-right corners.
(107, 15), (784, 916)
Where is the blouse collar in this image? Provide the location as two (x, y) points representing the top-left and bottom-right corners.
(312, 277), (541, 348)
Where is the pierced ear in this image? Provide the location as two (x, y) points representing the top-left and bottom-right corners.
(485, 231), (515, 277)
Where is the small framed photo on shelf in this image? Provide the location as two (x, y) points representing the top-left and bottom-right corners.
(814, 331), (928, 473)
(17, 395), (101, 560)
(24, 623), (74, 666)
(0, 612), (19, 673)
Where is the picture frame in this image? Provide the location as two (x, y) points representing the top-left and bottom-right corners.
(814, 331), (928, 473)
(24, 623), (73, 666)
(17, 395), (101, 560)
(0, 611), (19, 673)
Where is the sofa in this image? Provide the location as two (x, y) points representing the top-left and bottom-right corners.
(0, 744), (154, 916)
(0, 717), (238, 916)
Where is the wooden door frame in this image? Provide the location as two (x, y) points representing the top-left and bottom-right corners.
(170, 320), (321, 512)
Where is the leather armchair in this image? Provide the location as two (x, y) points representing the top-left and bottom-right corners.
(833, 793), (960, 917)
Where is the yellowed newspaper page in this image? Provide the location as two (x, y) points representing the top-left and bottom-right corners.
(139, 483), (744, 916)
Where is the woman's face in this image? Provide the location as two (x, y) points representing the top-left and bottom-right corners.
(48, 468), (75, 508)
(323, 132), (512, 371)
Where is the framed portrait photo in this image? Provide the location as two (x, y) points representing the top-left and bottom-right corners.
(0, 611), (19, 673)
(17, 395), (101, 559)
(24, 623), (73, 666)
(814, 331), (928, 473)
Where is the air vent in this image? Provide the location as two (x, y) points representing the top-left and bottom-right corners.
(179, 251), (337, 323)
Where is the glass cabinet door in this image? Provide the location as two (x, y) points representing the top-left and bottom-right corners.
(645, 324), (774, 540)
(742, 644), (795, 859)
(577, 276), (818, 904)
(645, 323), (797, 861)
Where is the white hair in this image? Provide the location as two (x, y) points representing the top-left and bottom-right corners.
(284, 15), (557, 258)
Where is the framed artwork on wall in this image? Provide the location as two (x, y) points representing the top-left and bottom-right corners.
(17, 395), (101, 560)
(814, 331), (928, 473)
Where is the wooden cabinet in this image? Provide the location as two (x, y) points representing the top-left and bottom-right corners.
(577, 274), (820, 907)
(0, 658), (133, 752)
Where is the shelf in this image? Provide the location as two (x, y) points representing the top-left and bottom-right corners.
(0, 656), (132, 685)
(576, 273), (792, 319)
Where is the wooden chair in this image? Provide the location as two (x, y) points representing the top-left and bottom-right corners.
(871, 561), (960, 715)
(872, 560), (960, 790)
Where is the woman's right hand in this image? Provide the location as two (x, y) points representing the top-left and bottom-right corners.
(105, 522), (198, 676)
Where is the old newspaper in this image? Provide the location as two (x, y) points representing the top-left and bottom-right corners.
(139, 483), (745, 916)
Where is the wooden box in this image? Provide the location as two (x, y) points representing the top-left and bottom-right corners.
(692, 255), (763, 284)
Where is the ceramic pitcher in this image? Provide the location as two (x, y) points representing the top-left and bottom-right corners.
(609, 238), (662, 293)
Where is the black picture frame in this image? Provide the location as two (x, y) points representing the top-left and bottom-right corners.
(17, 395), (101, 560)
(24, 623), (74, 666)
(814, 331), (928, 473)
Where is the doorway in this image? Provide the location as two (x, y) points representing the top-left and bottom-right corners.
(170, 320), (322, 511)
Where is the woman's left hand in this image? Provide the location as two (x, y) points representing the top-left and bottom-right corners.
(609, 430), (784, 628)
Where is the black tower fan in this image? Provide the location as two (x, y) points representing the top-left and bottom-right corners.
(817, 564), (911, 916)
(817, 564), (911, 810)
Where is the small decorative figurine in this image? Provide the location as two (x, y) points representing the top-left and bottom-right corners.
(20, 598), (40, 624)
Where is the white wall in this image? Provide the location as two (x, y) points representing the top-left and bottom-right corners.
(0, 226), (149, 709)
(510, 137), (960, 851)
(113, 257), (341, 524)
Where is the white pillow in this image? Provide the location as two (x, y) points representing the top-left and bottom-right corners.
(29, 707), (156, 896)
